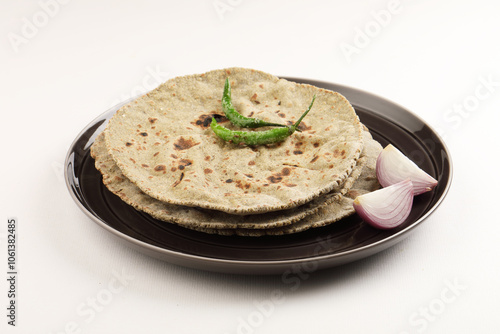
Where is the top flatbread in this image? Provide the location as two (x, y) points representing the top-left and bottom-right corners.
(104, 68), (364, 214)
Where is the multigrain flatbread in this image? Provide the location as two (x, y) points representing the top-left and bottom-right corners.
(231, 127), (383, 236)
(92, 131), (362, 230)
(184, 195), (354, 236)
(103, 68), (364, 214)
(180, 128), (382, 236)
(90, 128), (381, 235)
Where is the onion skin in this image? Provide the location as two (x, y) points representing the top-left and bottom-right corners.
(353, 179), (414, 229)
(376, 144), (438, 195)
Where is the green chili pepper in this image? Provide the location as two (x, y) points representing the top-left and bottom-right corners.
(211, 95), (316, 145)
(222, 78), (287, 128)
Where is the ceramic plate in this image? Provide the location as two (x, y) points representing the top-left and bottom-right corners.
(64, 78), (452, 275)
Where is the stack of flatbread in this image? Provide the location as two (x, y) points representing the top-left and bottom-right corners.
(90, 68), (382, 236)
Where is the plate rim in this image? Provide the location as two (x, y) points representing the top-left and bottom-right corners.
(64, 78), (453, 274)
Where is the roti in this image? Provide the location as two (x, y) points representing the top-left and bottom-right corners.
(171, 128), (382, 236)
(103, 68), (364, 214)
(90, 128), (381, 235)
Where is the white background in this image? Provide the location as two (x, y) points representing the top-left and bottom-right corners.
(2, 0), (500, 333)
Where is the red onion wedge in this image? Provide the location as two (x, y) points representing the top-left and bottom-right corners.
(353, 179), (414, 229)
(376, 144), (438, 195)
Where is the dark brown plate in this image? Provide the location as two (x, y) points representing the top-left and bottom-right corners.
(64, 78), (452, 275)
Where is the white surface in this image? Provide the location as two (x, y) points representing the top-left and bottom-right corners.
(1, 0), (499, 333)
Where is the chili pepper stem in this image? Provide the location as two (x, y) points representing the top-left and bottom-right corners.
(292, 95), (316, 131)
(224, 77), (231, 99)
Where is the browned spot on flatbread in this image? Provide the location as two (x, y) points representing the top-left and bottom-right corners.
(286, 120), (312, 132)
(293, 150), (303, 155)
(298, 123), (311, 131)
(333, 149), (347, 158)
(139, 132), (148, 137)
(125, 142), (133, 147)
(174, 137), (200, 150)
(178, 159), (193, 170)
(248, 161), (256, 166)
(266, 167), (293, 184)
(250, 93), (260, 104)
(172, 172), (184, 187)
(148, 117), (157, 124)
(154, 165), (166, 172)
(310, 155), (319, 163)
(141, 164), (149, 168)
(204, 168), (213, 174)
(234, 180), (251, 190)
(192, 114), (228, 128)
